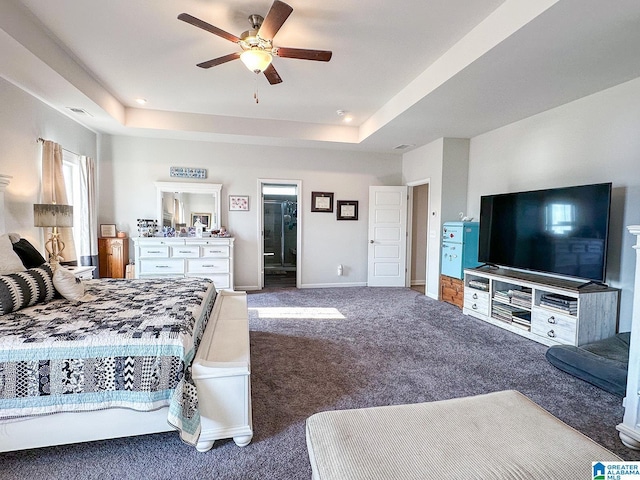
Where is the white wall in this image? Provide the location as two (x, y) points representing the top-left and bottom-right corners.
(98, 135), (401, 290)
(403, 139), (443, 299)
(402, 138), (470, 299)
(0, 77), (97, 245)
(467, 77), (640, 331)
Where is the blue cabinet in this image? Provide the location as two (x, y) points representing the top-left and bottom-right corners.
(441, 222), (480, 279)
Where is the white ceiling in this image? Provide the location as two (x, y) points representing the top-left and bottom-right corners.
(2, 0), (640, 154)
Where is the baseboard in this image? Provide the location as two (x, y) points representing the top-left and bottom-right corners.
(299, 282), (367, 289)
(411, 280), (426, 286)
(235, 285), (261, 291)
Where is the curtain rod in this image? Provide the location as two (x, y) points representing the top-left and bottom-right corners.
(37, 137), (82, 157)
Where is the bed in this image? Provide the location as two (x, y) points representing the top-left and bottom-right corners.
(0, 234), (252, 452)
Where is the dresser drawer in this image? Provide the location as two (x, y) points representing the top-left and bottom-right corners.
(171, 245), (200, 258)
(464, 288), (489, 316)
(531, 308), (577, 344)
(187, 258), (230, 274)
(139, 246), (170, 258)
(201, 245), (230, 257)
(188, 273), (230, 290)
(139, 259), (184, 274)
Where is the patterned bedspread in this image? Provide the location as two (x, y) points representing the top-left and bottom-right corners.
(0, 277), (217, 446)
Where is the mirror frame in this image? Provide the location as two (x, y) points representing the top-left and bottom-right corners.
(155, 181), (222, 231)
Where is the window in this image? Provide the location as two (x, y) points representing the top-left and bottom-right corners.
(545, 202), (575, 235)
(62, 150), (82, 261)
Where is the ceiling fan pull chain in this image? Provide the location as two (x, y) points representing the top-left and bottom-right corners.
(254, 75), (260, 104)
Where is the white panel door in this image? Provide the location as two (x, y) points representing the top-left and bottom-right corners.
(367, 186), (408, 286)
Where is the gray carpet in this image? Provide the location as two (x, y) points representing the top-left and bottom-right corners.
(2, 287), (638, 479)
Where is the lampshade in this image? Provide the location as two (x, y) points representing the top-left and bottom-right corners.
(240, 49), (272, 73)
(33, 204), (74, 228)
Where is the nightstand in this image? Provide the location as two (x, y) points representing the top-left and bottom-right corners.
(65, 266), (96, 280)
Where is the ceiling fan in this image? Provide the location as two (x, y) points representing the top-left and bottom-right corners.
(178, 0), (332, 85)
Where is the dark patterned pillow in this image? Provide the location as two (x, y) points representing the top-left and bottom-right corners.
(0, 263), (55, 315)
(12, 238), (47, 268)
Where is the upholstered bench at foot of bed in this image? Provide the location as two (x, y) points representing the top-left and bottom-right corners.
(192, 290), (253, 452)
(305, 390), (620, 480)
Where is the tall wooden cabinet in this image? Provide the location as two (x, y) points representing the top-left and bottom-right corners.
(98, 237), (129, 278)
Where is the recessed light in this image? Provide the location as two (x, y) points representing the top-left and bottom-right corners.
(135, 98), (147, 105)
(336, 110), (353, 122)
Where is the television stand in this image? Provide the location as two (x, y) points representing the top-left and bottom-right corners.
(463, 267), (619, 347)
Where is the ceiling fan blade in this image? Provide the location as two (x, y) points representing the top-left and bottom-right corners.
(178, 13), (241, 44)
(263, 64), (283, 85)
(197, 52), (241, 69)
(274, 47), (332, 62)
(257, 0), (293, 40)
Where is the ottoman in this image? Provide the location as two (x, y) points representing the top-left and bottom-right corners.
(305, 390), (621, 480)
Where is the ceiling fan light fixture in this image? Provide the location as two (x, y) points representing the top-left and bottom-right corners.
(240, 49), (273, 74)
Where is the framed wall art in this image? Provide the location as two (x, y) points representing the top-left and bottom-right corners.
(100, 224), (117, 237)
(337, 200), (359, 220)
(311, 192), (334, 212)
(229, 195), (249, 211)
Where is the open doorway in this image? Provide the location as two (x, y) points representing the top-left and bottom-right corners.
(259, 180), (301, 289)
(408, 182), (430, 294)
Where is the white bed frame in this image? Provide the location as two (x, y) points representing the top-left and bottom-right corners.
(0, 290), (253, 453)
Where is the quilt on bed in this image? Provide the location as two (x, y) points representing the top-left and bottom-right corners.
(0, 277), (217, 446)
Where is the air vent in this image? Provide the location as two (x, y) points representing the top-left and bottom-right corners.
(393, 143), (415, 150)
(66, 107), (93, 116)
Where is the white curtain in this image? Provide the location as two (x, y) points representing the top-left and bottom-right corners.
(41, 140), (77, 263)
(79, 155), (98, 267)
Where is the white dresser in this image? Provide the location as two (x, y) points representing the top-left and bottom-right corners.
(133, 237), (234, 290)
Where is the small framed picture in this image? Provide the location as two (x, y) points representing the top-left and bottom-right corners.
(100, 224), (117, 237)
(311, 192), (334, 212)
(229, 195), (249, 211)
(191, 213), (211, 229)
(337, 201), (359, 220)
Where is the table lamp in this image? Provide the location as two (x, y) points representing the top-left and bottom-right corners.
(33, 203), (73, 263)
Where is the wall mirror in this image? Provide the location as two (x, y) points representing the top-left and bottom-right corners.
(155, 181), (222, 231)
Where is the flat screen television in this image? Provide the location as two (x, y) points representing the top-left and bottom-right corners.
(478, 182), (612, 282)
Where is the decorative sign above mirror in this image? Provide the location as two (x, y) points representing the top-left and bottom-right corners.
(169, 167), (207, 179)
(155, 181), (222, 233)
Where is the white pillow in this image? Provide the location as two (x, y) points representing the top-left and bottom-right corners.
(0, 233), (27, 275)
(53, 265), (87, 301)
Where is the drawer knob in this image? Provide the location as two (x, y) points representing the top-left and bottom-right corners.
(148, 250), (162, 254)
(202, 265), (217, 268)
(472, 293), (478, 299)
(547, 330), (556, 338)
(547, 316), (556, 324)
(472, 304), (478, 310)
(156, 265), (170, 269)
